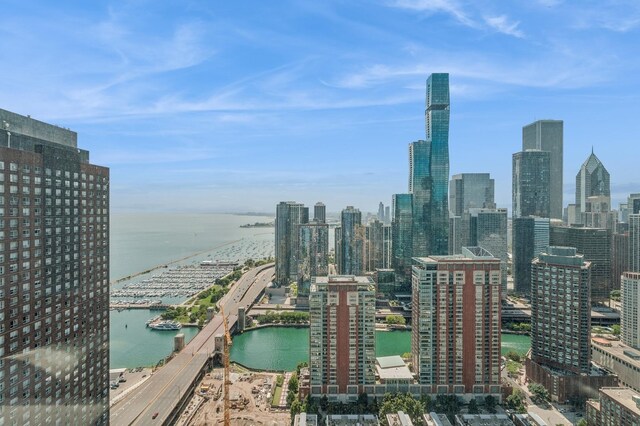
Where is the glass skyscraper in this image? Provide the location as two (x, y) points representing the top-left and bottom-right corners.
(449, 173), (495, 216)
(392, 193), (413, 281)
(425, 73), (450, 255)
(575, 150), (610, 224)
(409, 140), (431, 257)
(512, 150), (551, 219)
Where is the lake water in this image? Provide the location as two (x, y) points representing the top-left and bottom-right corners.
(230, 327), (531, 371)
(109, 212), (275, 368)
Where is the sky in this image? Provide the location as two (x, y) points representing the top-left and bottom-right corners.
(0, 0), (639, 214)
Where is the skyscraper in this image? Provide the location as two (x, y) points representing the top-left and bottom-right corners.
(621, 272), (640, 350)
(630, 214), (640, 273)
(364, 219), (391, 271)
(425, 73), (450, 255)
(449, 173), (495, 216)
(409, 139), (431, 258)
(412, 247), (502, 396)
(392, 193), (413, 281)
(337, 206), (364, 275)
(522, 120), (563, 219)
(530, 247), (591, 375)
(0, 109), (109, 425)
(550, 224), (612, 301)
(297, 221), (329, 304)
(309, 276), (376, 398)
(473, 208), (508, 298)
(313, 202), (326, 223)
(377, 202), (385, 222)
(275, 201), (308, 286)
(512, 217), (550, 295)
(512, 150), (551, 219)
(575, 150), (610, 224)
(612, 232), (630, 289)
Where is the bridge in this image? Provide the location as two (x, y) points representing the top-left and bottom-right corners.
(110, 263), (274, 426)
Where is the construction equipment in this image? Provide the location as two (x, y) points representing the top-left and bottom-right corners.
(220, 306), (232, 426)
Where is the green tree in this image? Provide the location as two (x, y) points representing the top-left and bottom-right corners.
(484, 395), (497, 414)
(612, 324), (621, 336)
(288, 373), (299, 394)
(528, 382), (550, 404)
(290, 398), (302, 423)
(385, 315), (406, 326)
(505, 350), (522, 363)
(468, 399), (479, 414)
(506, 389), (527, 413)
(379, 393), (425, 425)
(576, 419), (587, 426)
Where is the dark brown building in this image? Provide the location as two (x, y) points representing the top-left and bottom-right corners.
(0, 109), (109, 425)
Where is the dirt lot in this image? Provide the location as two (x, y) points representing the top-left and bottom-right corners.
(182, 367), (290, 425)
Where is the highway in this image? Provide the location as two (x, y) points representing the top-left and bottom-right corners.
(110, 264), (275, 426)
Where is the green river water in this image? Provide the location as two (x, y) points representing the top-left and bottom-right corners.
(230, 327), (531, 371)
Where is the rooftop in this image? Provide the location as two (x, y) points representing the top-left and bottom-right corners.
(376, 356), (414, 381)
(600, 387), (640, 415)
(592, 338), (640, 370)
(455, 414), (515, 426)
(325, 414), (379, 426)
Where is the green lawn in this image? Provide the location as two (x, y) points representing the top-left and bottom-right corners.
(272, 385), (283, 406)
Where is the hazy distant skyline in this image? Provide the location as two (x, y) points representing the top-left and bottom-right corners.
(1, 0), (639, 213)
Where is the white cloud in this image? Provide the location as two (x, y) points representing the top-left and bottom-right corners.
(484, 15), (524, 38)
(388, 0), (477, 28)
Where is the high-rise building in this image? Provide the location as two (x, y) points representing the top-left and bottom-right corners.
(449, 173), (495, 216)
(586, 387), (640, 426)
(392, 194), (413, 281)
(473, 208), (508, 298)
(550, 224), (612, 301)
(0, 109), (109, 425)
(313, 202), (326, 223)
(611, 232), (630, 290)
(309, 276), (376, 399)
(337, 206), (364, 275)
(449, 215), (463, 255)
(275, 201), (308, 286)
(575, 150), (610, 224)
(409, 139), (431, 258)
(377, 202), (385, 222)
(530, 247), (591, 375)
(621, 272), (640, 350)
(582, 195), (617, 231)
(425, 73), (450, 255)
(297, 221), (329, 304)
(411, 247), (502, 396)
(522, 120), (563, 219)
(364, 219), (391, 271)
(512, 217), (550, 296)
(630, 214), (640, 273)
(384, 206), (390, 225)
(512, 150), (551, 219)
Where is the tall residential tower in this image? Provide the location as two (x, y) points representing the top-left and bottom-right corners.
(0, 109), (110, 425)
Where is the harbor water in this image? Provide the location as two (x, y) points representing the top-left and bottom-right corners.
(109, 212), (275, 368)
(230, 327), (531, 371)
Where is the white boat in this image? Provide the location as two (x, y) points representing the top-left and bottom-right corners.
(149, 320), (182, 331)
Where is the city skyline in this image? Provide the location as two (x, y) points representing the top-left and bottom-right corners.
(0, 1), (639, 212)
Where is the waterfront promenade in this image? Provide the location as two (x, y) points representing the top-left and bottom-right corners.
(110, 264), (274, 425)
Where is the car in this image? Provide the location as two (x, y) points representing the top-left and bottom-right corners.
(152, 412), (159, 419)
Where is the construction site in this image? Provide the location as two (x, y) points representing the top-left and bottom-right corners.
(174, 307), (290, 426)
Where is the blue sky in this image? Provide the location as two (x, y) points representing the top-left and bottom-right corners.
(1, 0), (639, 213)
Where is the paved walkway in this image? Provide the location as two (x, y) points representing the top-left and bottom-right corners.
(278, 372), (292, 408)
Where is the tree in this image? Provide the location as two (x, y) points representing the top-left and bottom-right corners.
(505, 350), (522, 363)
(612, 324), (621, 336)
(290, 398), (302, 422)
(286, 390), (296, 407)
(528, 382), (550, 404)
(576, 419), (587, 426)
(379, 393), (425, 424)
(288, 373), (299, 394)
(468, 399), (479, 414)
(385, 315), (406, 326)
(506, 389), (527, 413)
(484, 395), (497, 414)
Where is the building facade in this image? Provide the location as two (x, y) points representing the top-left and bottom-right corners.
(0, 109), (109, 425)
(530, 247), (591, 374)
(550, 225), (612, 301)
(630, 214), (640, 273)
(392, 193), (413, 282)
(522, 120), (563, 220)
(309, 276), (376, 399)
(337, 206), (364, 275)
(313, 202), (326, 223)
(612, 232), (630, 290)
(512, 150), (551, 219)
(622, 272), (640, 350)
(575, 150), (610, 225)
(275, 201), (309, 286)
(586, 387), (640, 426)
(512, 216), (549, 296)
(424, 73), (450, 256)
(411, 248), (502, 396)
(409, 139), (432, 258)
(297, 221), (329, 303)
(364, 219), (391, 272)
(449, 173), (495, 217)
